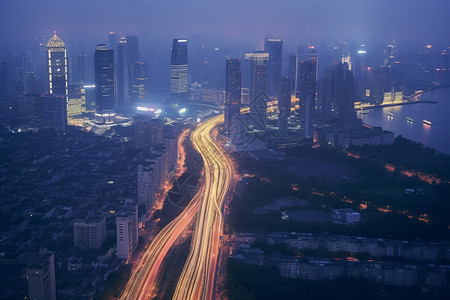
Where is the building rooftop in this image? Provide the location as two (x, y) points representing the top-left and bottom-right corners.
(47, 34), (65, 48)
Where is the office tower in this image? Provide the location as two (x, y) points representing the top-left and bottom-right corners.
(34, 94), (67, 130)
(245, 51), (269, 131)
(73, 216), (107, 250)
(278, 77), (291, 134)
(116, 204), (138, 260)
(307, 46), (319, 80)
(81, 84), (95, 111)
(108, 32), (120, 50)
(353, 45), (367, 80)
(76, 53), (88, 83)
(383, 42), (396, 67)
(126, 35), (140, 65)
(335, 62), (356, 122)
(26, 248), (56, 300)
(288, 53), (298, 92)
(138, 164), (155, 205)
(264, 37), (283, 97)
(320, 62), (356, 123)
(298, 60), (317, 138)
(94, 44), (115, 124)
(170, 38), (189, 100)
(341, 50), (352, 71)
(224, 58), (241, 136)
(130, 61), (149, 102)
(46, 34), (68, 101)
(134, 115), (164, 150)
(24, 72), (38, 94)
(117, 36), (129, 108)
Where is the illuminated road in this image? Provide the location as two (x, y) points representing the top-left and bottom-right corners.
(173, 115), (235, 300)
(120, 115), (234, 299)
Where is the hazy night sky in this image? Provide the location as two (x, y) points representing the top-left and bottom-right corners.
(1, 0), (449, 48)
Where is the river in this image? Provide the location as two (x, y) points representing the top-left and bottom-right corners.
(357, 87), (450, 155)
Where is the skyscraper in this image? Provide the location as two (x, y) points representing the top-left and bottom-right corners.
(170, 38), (189, 100)
(46, 34), (68, 101)
(245, 52), (269, 131)
(320, 62), (356, 123)
(117, 36), (129, 108)
(288, 53), (298, 92)
(224, 58), (241, 136)
(298, 60), (317, 138)
(76, 53), (88, 83)
(126, 35), (140, 65)
(264, 37), (283, 97)
(130, 61), (149, 102)
(278, 77), (291, 134)
(94, 44), (115, 124)
(307, 46), (319, 81)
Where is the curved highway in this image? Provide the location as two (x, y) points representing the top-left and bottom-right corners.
(173, 115), (235, 300)
(120, 114), (235, 300)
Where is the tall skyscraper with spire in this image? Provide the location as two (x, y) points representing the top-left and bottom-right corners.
(224, 58), (241, 136)
(170, 38), (189, 100)
(94, 44), (115, 124)
(46, 33), (68, 101)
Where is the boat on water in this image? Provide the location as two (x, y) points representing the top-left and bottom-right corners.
(423, 120), (432, 125)
(387, 112), (394, 117)
(406, 117), (414, 122)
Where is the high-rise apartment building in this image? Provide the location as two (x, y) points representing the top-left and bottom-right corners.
(116, 205), (138, 260)
(94, 44), (115, 124)
(170, 38), (189, 100)
(134, 115), (164, 150)
(224, 58), (241, 136)
(73, 216), (106, 250)
(264, 37), (283, 97)
(26, 248), (56, 300)
(137, 164), (155, 206)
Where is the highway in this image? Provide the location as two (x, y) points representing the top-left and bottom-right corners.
(173, 115), (235, 300)
(120, 115), (235, 299)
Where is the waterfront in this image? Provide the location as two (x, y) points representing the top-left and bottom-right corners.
(357, 87), (450, 155)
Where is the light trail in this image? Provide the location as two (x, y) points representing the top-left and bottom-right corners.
(120, 115), (235, 300)
(173, 114), (235, 300)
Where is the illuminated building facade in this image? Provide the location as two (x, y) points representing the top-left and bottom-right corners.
(94, 44), (115, 124)
(170, 38), (189, 100)
(46, 34), (68, 102)
(224, 58), (241, 136)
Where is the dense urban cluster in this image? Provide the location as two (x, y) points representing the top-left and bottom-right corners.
(1, 20), (450, 299)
